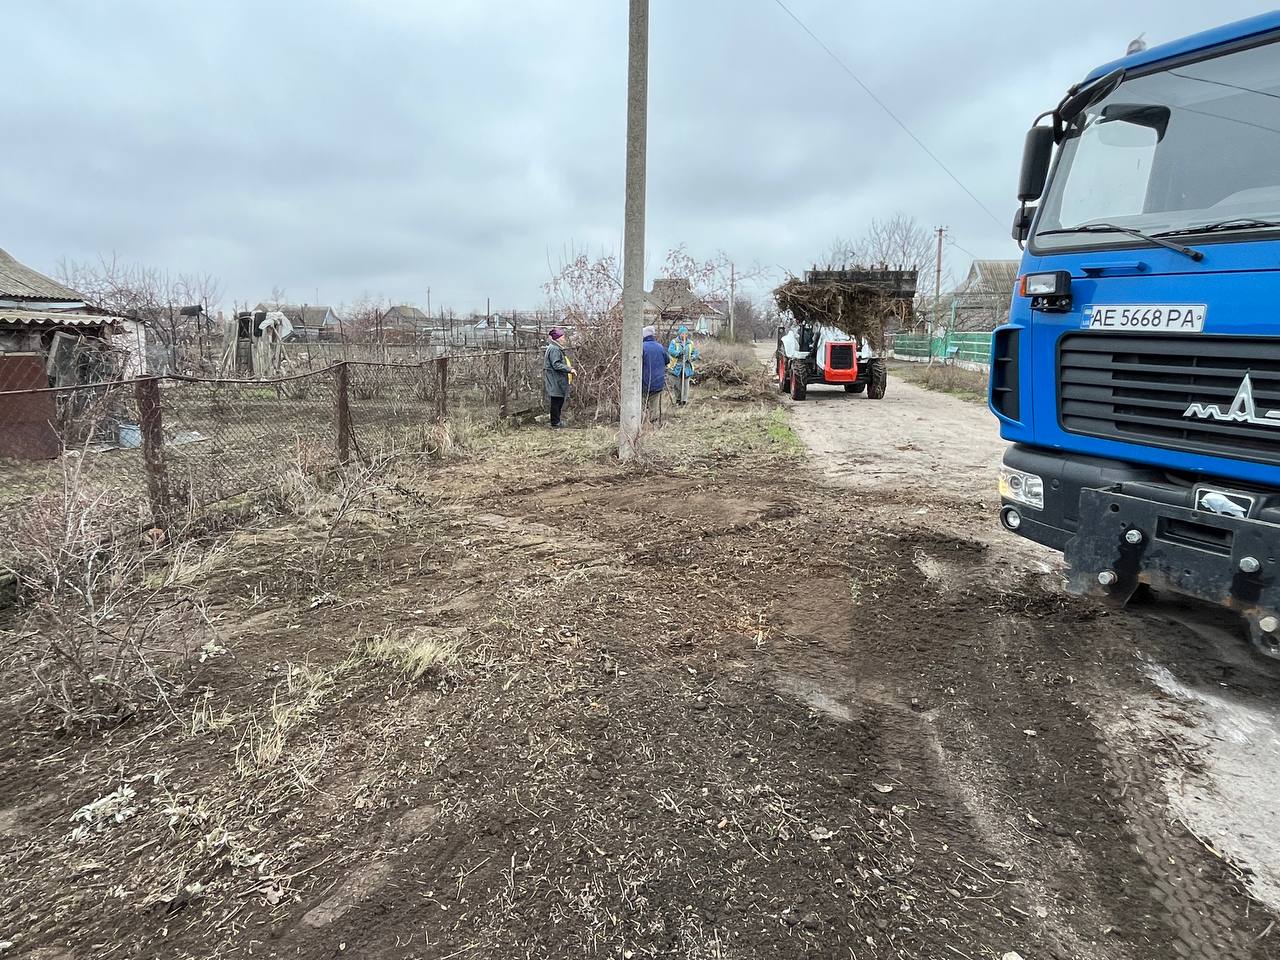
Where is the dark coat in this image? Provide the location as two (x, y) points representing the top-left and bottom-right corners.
(544, 342), (573, 398)
(641, 336), (667, 393)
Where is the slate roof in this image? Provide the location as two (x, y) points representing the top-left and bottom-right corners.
(0, 248), (84, 301)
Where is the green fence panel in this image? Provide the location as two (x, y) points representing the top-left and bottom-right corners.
(950, 332), (993, 364)
(893, 335), (931, 358)
(892, 331), (993, 364)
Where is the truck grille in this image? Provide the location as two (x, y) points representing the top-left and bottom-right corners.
(828, 343), (854, 370)
(1058, 333), (1280, 466)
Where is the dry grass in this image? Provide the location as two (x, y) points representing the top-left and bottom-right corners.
(356, 625), (462, 681)
(893, 360), (989, 402)
(236, 662), (335, 773)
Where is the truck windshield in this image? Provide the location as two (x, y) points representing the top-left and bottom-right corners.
(1033, 36), (1280, 251)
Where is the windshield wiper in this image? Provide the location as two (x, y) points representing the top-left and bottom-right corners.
(1036, 222), (1204, 261)
(1155, 218), (1280, 238)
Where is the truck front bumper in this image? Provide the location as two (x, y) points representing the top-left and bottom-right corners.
(999, 444), (1280, 659)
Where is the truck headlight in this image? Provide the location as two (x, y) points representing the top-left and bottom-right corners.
(1020, 271), (1071, 297)
(999, 466), (1044, 510)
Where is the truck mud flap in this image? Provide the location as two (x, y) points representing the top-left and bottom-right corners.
(1064, 487), (1280, 659)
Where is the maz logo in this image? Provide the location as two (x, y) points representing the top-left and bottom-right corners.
(1183, 373), (1280, 427)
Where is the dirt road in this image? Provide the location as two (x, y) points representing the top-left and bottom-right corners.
(6, 374), (1280, 960)
(780, 366), (1280, 950)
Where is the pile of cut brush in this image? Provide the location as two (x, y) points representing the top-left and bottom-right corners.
(774, 267), (918, 348)
(694, 357), (750, 386)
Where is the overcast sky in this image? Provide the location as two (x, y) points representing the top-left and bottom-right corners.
(2, 1), (1268, 313)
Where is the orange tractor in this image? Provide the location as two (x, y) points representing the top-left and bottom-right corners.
(774, 267), (917, 401)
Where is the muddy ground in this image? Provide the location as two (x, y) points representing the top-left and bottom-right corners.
(2, 371), (1278, 959)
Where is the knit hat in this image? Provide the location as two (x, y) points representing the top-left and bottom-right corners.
(548, 327), (565, 341)
(677, 324), (690, 335)
(642, 325), (656, 339)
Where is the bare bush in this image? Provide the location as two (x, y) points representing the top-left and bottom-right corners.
(2, 459), (214, 731)
(57, 254), (224, 375)
(272, 445), (396, 592)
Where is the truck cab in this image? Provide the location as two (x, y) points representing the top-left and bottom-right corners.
(992, 14), (1280, 657)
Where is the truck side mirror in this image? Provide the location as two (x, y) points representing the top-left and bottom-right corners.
(1012, 205), (1036, 243)
(1018, 125), (1054, 202)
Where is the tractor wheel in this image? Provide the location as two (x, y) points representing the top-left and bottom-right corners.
(777, 357), (788, 392)
(844, 383), (865, 394)
(790, 363), (808, 401)
(866, 359), (887, 399)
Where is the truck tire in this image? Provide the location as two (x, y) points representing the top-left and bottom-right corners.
(866, 359), (887, 399)
(790, 363), (807, 401)
(844, 383), (865, 394)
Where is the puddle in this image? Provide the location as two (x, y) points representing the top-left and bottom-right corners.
(1140, 659), (1280, 910)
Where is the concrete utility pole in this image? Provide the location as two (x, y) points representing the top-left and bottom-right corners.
(618, 0), (649, 461)
(929, 226), (946, 364)
(728, 262), (736, 341)
(933, 227), (945, 307)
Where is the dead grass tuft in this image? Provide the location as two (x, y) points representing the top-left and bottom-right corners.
(356, 626), (462, 681)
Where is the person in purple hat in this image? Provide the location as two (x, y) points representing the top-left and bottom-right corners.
(544, 326), (574, 428)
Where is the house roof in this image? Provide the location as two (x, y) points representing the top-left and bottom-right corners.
(253, 303), (334, 327)
(0, 309), (114, 328)
(386, 304), (430, 323)
(645, 278), (716, 317)
(0, 248), (84, 301)
(954, 260), (1019, 299)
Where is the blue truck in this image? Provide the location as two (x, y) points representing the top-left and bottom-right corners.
(992, 13), (1280, 658)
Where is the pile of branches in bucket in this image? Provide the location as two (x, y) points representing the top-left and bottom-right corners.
(773, 268), (918, 348)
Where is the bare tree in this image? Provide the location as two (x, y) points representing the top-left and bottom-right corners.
(57, 255), (224, 374)
(819, 237), (860, 270)
(730, 296), (781, 342)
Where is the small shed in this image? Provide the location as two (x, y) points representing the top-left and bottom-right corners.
(0, 248), (125, 390)
(0, 248), (128, 460)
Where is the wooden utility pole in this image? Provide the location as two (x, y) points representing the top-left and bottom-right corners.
(618, 0), (648, 461)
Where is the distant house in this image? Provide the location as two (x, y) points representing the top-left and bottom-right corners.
(644, 278), (720, 337)
(252, 303), (342, 341)
(381, 305), (431, 337)
(945, 260), (1019, 331)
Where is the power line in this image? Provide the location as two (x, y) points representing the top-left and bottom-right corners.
(946, 235), (981, 260)
(769, 0), (1004, 229)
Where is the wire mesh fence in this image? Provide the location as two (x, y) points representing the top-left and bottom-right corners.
(0, 352), (542, 560)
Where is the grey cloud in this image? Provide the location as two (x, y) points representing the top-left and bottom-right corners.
(2, 0), (1268, 310)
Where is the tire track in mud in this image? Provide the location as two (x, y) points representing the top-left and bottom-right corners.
(767, 518), (1275, 959)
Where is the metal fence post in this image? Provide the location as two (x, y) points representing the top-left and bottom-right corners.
(335, 362), (351, 464)
(499, 350), (511, 418)
(133, 377), (170, 526)
(437, 356), (449, 419)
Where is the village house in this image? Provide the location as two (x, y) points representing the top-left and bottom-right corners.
(644, 278), (721, 337)
(252, 303), (343, 341)
(380, 304), (431, 338)
(944, 260), (1020, 332)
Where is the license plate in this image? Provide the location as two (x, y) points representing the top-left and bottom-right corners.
(1194, 486), (1254, 518)
(1083, 304), (1206, 333)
